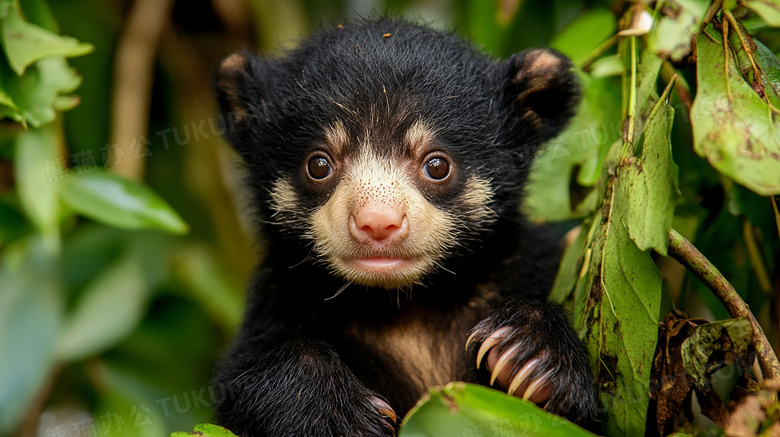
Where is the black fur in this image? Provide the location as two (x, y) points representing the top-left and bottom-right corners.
(213, 19), (597, 437)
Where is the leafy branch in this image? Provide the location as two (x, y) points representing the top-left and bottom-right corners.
(667, 228), (780, 380)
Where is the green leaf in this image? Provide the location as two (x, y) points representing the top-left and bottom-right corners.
(551, 8), (616, 65)
(579, 217), (661, 435)
(574, 138), (664, 435)
(56, 254), (147, 362)
(399, 383), (596, 437)
(691, 25), (780, 196)
(743, 0), (780, 26)
(648, 0), (709, 61)
(60, 170), (189, 234)
(171, 424), (240, 437)
(13, 123), (60, 236)
(681, 318), (753, 389)
(0, 1), (92, 75)
(0, 55), (83, 127)
(0, 238), (63, 434)
(617, 86), (680, 255)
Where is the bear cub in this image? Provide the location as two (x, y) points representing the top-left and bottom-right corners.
(213, 19), (597, 437)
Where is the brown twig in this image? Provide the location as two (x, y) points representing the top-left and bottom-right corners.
(702, 0), (723, 27)
(668, 229), (780, 380)
(109, 0), (175, 179)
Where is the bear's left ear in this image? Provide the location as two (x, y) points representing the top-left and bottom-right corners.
(501, 48), (580, 146)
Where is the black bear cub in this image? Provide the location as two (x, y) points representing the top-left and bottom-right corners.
(213, 19), (597, 437)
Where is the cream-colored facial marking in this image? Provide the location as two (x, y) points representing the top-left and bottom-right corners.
(269, 176), (304, 227)
(405, 119), (437, 156)
(323, 121), (348, 157)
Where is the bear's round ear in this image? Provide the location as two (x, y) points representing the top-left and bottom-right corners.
(501, 49), (580, 146)
(213, 50), (277, 158)
(214, 50), (256, 122)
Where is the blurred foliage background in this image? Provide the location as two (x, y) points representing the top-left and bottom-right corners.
(1, 0), (779, 436)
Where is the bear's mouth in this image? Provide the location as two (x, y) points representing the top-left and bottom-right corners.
(331, 253), (432, 288)
(345, 256), (420, 273)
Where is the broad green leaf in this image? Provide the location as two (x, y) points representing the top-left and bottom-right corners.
(399, 383), (595, 437)
(691, 25), (780, 196)
(0, 1), (92, 75)
(0, 238), (63, 434)
(617, 91), (679, 255)
(56, 254), (147, 362)
(578, 214), (661, 436)
(551, 8), (616, 65)
(648, 0), (709, 61)
(171, 424), (240, 437)
(743, 0), (780, 26)
(0, 55), (83, 127)
(575, 136), (663, 435)
(60, 170), (188, 234)
(13, 123), (60, 236)
(681, 318), (753, 389)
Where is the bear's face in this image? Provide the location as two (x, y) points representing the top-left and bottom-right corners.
(214, 21), (579, 289)
(268, 118), (496, 288)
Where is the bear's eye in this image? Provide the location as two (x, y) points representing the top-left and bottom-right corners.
(423, 157), (450, 181)
(307, 156), (332, 180)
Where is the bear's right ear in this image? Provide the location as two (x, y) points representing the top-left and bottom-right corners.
(501, 49), (580, 147)
(213, 50), (276, 157)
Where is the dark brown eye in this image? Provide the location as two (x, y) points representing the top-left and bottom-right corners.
(424, 157), (450, 180)
(307, 156), (332, 180)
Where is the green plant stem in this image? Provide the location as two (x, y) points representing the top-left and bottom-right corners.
(579, 34), (618, 71)
(625, 35), (637, 145)
(668, 229), (780, 380)
(721, 18), (733, 102)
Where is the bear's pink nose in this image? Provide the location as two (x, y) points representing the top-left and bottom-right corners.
(350, 206), (408, 243)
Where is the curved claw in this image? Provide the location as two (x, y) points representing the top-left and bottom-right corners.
(507, 357), (541, 396)
(522, 371), (552, 401)
(371, 397), (397, 424)
(465, 330), (478, 351)
(490, 343), (522, 386)
(475, 327), (511, 370)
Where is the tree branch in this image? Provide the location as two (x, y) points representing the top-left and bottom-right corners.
(668, 228), (780, 380)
